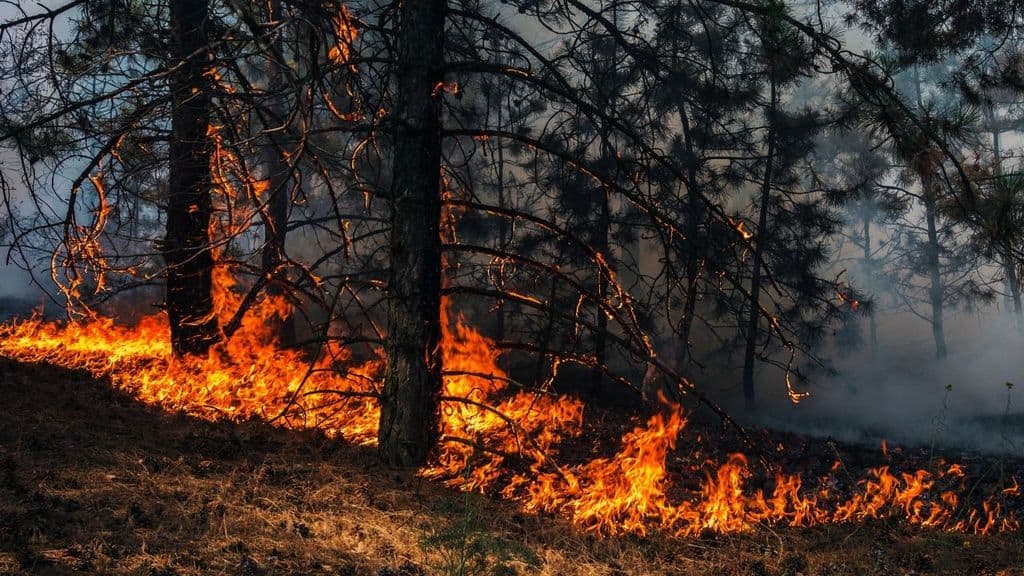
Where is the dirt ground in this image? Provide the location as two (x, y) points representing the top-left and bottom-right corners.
(0, 357), (1021, 575)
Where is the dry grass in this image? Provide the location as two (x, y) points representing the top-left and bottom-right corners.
(0, 357), (1021, 576)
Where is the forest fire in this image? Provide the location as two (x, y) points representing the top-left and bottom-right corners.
(2, 25), (1016, 535)
(4, 5), (1024, 574)
(0, 293), (1019, 538)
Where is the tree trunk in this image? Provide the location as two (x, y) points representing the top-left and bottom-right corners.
(911, 69), (946, 359)
(989, 121), (1022, 329)
(378, 0), (446, 468)
(533, 277), (560, 388)
(676, 102), (703, 369)
(260, 0), (296, 347)
(589, 6), (618, 400)
(862, 211), (878, 357)
(493, 76), (508, 344)
(1003, 244), (1022, 331)
(590, 185), (610, 398)
(923, 186), (947, 359)
(742, 77), (776, 411)
(669, 27), (705, 372)
(164, 0), (220, 357)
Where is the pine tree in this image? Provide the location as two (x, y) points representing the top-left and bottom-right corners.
(164, 0), (221, 356)
(378, 0), (447, 468)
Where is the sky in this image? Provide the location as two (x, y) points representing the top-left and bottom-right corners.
(0, 1), (69, 299)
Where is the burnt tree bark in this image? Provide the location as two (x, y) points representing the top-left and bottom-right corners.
(378, 0), (446, 468)
(164, 0), (220, 357)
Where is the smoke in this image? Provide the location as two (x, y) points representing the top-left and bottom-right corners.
(0, 147), (54, 320)
(0, 217), (41, 318)
(0, 261), (33, 297)
(740, 308), (1024, 456)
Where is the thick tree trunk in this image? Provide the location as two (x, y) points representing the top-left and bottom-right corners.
(923, 188), (947, 359)
(164, 0), (220, 357)
(260, 0), (296, 347)
(378, 0), (446, 468)
(742, 78), (776, 411)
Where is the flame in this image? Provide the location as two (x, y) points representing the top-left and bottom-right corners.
(327, 5), (358, 69)
(1, 294), (1019, 536)
(565, 407), (685, 536)
(1004, 477), (1020, 496)
(835, 285), (861, 311)
(0, 135), (1018, 537)
(322, 5), (364, 123)
(21, 5), (1014, 538)
(731, 218), (754, 240)
(0, 277), (382, 444)
(432, 81), (460, 97)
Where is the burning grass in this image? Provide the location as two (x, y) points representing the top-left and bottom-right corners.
(10, 57), (1015, 543)
(0, 287), (1021, 541)
(1, 358), (1022, 575)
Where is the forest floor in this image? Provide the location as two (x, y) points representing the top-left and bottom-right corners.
(0, 357), (1022, 576)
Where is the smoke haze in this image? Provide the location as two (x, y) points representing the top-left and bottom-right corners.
(733, 309), (1024, 455)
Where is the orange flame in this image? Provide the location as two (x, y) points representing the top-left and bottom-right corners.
(34, 10), (1024, 539)
(327, 5), (358, 70)
(0, 141), (1019, 538)
(322, 5), (364, 123)
(1, 295), (1019, 537)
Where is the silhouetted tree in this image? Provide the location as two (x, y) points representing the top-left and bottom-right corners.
(377, 0), (446, 468)
(163, 0), (221, 356)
